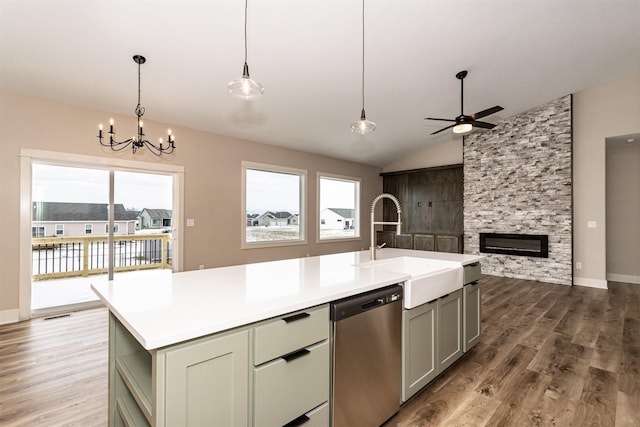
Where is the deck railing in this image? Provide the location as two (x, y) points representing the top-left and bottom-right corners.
(32, 234), (172, 280)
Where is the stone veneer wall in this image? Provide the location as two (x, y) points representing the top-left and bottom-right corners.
(463, 95), (572, 285)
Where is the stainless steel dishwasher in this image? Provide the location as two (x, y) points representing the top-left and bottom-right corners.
(330, 284), (403, 427)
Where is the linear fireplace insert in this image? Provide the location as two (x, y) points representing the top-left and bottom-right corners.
(479, 233), (549, 258)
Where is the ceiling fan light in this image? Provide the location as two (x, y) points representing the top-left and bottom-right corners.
(453, 123), (473, 134)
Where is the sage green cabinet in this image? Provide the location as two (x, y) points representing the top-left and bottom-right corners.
(401, 299), (437, 402)
(109, 314), (249, 427)
(436, 289), (463, 373)
(161, 330), (249, 427)
(463, 281), (481, 352)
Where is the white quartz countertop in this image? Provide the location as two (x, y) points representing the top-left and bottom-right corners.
(91, 249), (482, 350)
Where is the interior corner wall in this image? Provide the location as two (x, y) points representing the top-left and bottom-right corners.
(463, 95), (573, 285)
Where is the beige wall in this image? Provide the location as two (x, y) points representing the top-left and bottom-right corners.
(606, 136), (640, 283)
(573, 71), (640, 288)
(0, 92), (382, 320)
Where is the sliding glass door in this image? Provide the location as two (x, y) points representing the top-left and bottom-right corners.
(31, 163), (173, 316)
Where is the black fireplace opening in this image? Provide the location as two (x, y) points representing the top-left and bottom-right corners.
(479, 233), (549, 258)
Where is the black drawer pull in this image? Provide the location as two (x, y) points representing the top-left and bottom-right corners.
(440, 293), (450, 299)
(283, 414), (310, 427)
(282, 348), (310, 363)
(282, 312), (310, 323)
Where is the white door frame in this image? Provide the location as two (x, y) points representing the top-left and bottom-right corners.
(19, 148), (185, 320)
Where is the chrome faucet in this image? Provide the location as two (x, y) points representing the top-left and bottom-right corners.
(370, 193), (402, 260)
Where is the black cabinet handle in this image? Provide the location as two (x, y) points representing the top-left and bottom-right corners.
(282, 312), (310, 323)
(283, 414), (310, 427)
(282, 348), (310, 362)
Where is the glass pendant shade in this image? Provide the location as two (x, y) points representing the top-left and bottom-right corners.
(228, 63), (264, 99)
(351, 109), (376, 134)
(453, 123), (473, 134)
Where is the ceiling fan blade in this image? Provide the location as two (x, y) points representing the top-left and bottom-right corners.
(430, 124), (455, 135)
(470, 106), (504, 120)
(425, 117), (456, 122)
(471, 120), (497, 129)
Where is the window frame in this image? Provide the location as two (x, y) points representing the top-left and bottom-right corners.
(317, 172), (361, 243)
(241, 161), (307, 249)
(85, 224), (93, 235)
(55, 224), (64, 236)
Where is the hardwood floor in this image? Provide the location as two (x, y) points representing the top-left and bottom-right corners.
(0, 309), (108, 426)
(389, 276), (640, 427)
(0, 276), (638, 426)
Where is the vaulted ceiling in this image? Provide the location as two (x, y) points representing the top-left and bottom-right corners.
(2, 1), (639, 166)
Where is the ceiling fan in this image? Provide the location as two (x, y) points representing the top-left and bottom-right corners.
(425, 70), (503, 135)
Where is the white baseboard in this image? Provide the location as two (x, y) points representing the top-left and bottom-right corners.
(573, 277), (608, 289)
(607, 273), (640, 285)
(0, 309), (20, 325)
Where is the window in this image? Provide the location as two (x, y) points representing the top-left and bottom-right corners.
(85, 224), (93, 234)
(55, 224), (64, 236)
(318, 174), (360, 241)
(105, 224), (119, 233)
(32, 226), (45, 237)
(242, 161), (306, 248)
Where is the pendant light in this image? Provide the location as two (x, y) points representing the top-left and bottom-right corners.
(350, 0), (375, 134)
(228, 0), (263, 99)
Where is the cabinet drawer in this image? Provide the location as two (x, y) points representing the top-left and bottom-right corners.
(254, 341), (330, 427)
(283, 402), (329, 427)
(463, 262), (481, 285)
(254, 305), (329, 365)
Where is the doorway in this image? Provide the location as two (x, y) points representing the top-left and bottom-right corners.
(605, 133), (640, 285)
(20, 149), (184, 320)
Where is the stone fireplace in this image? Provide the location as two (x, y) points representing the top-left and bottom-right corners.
(463, 95), (572, 285)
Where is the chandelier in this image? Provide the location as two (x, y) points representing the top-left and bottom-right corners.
(97, 55), (175, 156)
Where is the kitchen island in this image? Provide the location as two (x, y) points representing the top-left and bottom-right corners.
(92, 248), (482, 426)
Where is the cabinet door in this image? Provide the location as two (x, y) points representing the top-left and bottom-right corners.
(402, 300), (437, 402)
(162, 330), (249, 427)
(437, 290), (463, 372)
(463, 282), (481, 352)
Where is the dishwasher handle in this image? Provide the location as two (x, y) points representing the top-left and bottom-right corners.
(361, 298), (384, 310)
(330, 284), (403, 321)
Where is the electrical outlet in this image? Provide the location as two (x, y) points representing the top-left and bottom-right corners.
(576, 261), (582, 269)
(187, 218), (195, 227)
(199, 264), (204, 270)
(587, 220), (597, 229)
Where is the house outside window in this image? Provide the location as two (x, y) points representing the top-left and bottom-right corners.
(318, 173), (360, 241)
(85, 224), (93, 234)
(32, 226), (45, 237)
(55, 224), (64, 236)
(242, 161), (306, 248)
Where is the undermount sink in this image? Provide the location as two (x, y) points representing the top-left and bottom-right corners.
(357, 256), (463, 309)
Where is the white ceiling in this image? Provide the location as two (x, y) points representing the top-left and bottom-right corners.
(2, 1), (639, 167)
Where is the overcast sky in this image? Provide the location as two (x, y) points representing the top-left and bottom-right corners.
(32, 164), (172, 210)
(245, 169), (357, 214)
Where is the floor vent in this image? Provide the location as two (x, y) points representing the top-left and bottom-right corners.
(43, 313), (72, 321)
